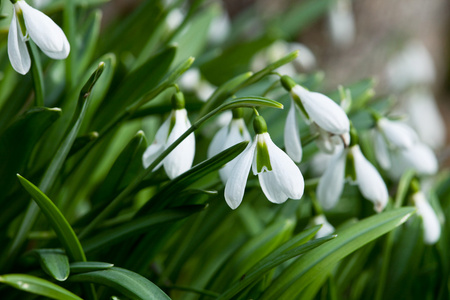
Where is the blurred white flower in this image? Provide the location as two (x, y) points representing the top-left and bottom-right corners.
(327, 0), (355, 49)
(385, 41), (436, 91)
(251, 41), (317, 75)
(142, 104), (195, 179)
(8, 0), (70, 75)
(224, 116), (304, 209)
(208, 11), (231, 45)
(312, 214), (335, 238)
(372, 117), (438, 179)
(317, 145), (388, 212)
(165, 8), (185, 31)
(412, 191), (441, 245)
(178, 68), (216, 101)
(208, 113), (251, 183)
(403, 88), (446, 149)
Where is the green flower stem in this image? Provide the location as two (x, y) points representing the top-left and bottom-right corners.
(26, 42), (44, 107)
(78, 97), (283, 239)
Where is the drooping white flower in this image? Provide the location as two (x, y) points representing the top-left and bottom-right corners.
(403, 88), (446, 149)
(412, 191), (441, 245)
(312, 214), (335, 239)
(178, 68), (216, 102)
(327, 0), (356, 49)
(142, 92), (195, 179)
(317, 144), (388, 212)
(208, 110), (251, 183)
(224, 116), (304, 209)
(385, 40), (435, 91)
(283, 78), (350, 155)
(372, 117), (438, 179)
(8, 0), (70, 75)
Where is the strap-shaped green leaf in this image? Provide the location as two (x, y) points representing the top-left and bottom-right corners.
(70, 262), (114, 274)
(260, 207), (416, 299)
(17, 175), (86, 262)
(0, 274), (82, 300)
(30, 249), (70, 282)
(69, 267), (171, 300)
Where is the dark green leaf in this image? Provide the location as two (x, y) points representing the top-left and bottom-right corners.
(16, 175), (86, 262)
(70, 262), (114, 274)
(69, 267), (171, 300)
(30, 249), (70, 281)
(0, 274), (82, 300)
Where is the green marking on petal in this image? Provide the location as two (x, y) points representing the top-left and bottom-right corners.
(291, 91), (309, 120)
(345, 149), (357, 182)
(256, 137), (272, 173)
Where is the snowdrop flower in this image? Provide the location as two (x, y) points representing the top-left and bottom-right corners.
(403, 88), (446, 149)
(372, 116), (438, 179)
(317, 127), (388, 212)
(165, 8), (185, 31)
(412, 190), (441, 245)
(178, 68), (216, 101)
(281, 75), (350, 156)
(8, 0), (70, 75)
(327, 0), (356, 49)
(207, 10), (231, 45)
(312, 214), (335, 239)
(224, 115), (304, 209)
(385, 40), (435, 92)
(208, 108), (251, 183)
(142, 91), (195, 179)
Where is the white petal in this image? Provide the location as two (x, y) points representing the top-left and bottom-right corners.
(378, 118), (418, 149)
(18, 0), (70, 59)
(413, 191), (441, 245)
(8, 11), (31, 75)
(164, 109), (195, 179)
(352, 146), (388, 212)
(312, 215), (335, 239)
(316, 147), (346, 210)
(142, 114), (172, 169)
(207, 125), (228, 158)
(293, 85), (349, 135)
(310, 123), (336, 154)
(224, 141), (256, 209)
(142, 143), (165, 169)
(373, 130), (391, 169)
(258, 133), (304, 203)
(284, 101), (302, 163)
(406, 143), (438, 176)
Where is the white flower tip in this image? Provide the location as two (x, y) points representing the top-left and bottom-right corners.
(374, 200), (386, 213)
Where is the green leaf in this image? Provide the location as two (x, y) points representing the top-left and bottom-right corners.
(217, 225), (326, 300)
(138, 141), (249, 214)
(75, 9), (102, 79)
(30, 249), (70, 281)
(0, 107), (61, 201)
(209, 219), (295, 293)
(70, 262), (114, 274)
(197, 72), (253, 118)
(69, 267), (171, 300)
(16, 175), (86, 262)
(0, 274), (82, 300)
(170, 3), (219, 66)
(94, 46), (176, 130)
(82, 205), (205, 253)
(260, 207), (416, 299)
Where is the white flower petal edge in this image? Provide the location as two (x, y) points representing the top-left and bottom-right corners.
(413, 191), (441, 245)
(378, 118), (418, 149)
(18, 0), (69, 59)
(164, 109), (195, 179)
(373, 130), (391, 169)
(284, 101), (302, 163)
(317, 148), (346, 210)
(8, 11), (31, 75)
(142, 113), (171, 169)
(352, 145), (388, 212)
(292, 85), (349, 135)
(224, 141), (256, 209)
(207, 125), (228, 158)
(258, 133), (304, 203)
(402, 143), (438, 176)
(313, 215), (335, 239)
